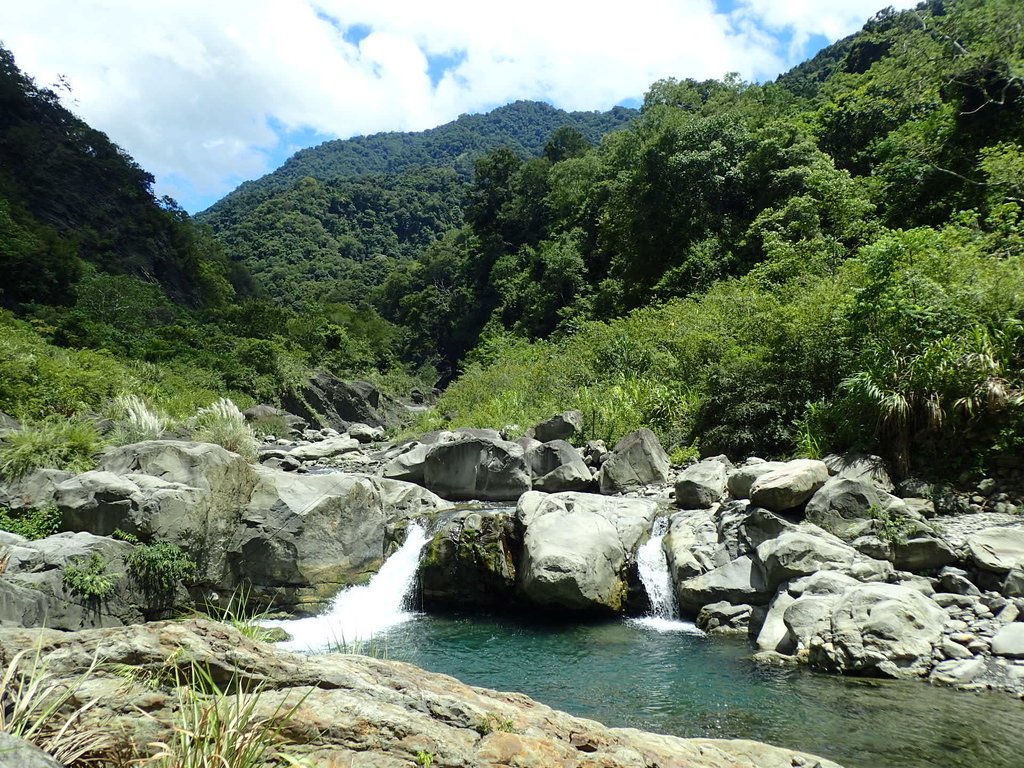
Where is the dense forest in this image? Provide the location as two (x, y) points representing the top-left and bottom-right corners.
(1, 0), (1022, 481)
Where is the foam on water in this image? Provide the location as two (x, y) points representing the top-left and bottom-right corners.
(633, 516), (705, 635)
(265, 523), (429, 652)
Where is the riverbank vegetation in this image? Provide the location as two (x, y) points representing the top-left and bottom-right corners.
(1, 0), (1022, 481)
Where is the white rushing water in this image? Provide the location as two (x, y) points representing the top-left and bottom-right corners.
(265, 523), (429, 652)
(631, 517), (704, 634)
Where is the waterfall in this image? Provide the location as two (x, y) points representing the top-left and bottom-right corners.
(631, 517), (703, 634)
(266, 523), (429, 652)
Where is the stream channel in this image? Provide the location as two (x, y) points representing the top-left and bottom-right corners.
(267, 520), (1024, 768)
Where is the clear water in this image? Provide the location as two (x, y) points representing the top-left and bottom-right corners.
(365, 613), (1024, 768)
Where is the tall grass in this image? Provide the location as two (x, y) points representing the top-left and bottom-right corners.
(108, 393), (170, 445)
(144, 662), (307, 768)
(0, 647), (113, 766)
(0, 417), (102, 479)
(192, 398), (258, 461)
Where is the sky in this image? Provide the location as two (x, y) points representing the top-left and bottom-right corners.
(0, 0), (918, 214)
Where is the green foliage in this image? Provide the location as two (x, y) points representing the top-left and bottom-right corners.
(0, 417), (101, 479)
(474, 713), (517, 735)
(63, 553), (117, 602)
(416, 750), (435, 767)
(123, 541), (197, 608)
(868, 505), (911, 545)
(0, 503), (60, 540)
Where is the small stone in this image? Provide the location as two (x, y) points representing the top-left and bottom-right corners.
(944, 620), (970, 633)
(950, 632), (976, 644)
(941, 639), (975, 660)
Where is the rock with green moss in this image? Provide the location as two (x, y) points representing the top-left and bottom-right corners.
(419, 510), (517, 610)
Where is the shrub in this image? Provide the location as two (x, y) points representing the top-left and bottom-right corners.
(0, 503), (61, 540)
(123, 541), (197, 609)
(63, 553), (117, 602)
(0, 418), (101, 480)
(192, 398), (258, 461)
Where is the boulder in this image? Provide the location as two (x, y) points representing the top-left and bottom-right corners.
(346, 422), (386, 443)
(674, 460), (728, 509)
(597, 429), (670, 493)
(527, 440), (594, 492)
(807, 583), (946, 677)
(530, 410), (584, 443)
(0, 532), (158, 629)
(1003, 566), (1024, 597)
(380, 442), (433, 484)
(676, 555), (770, 614)
(662, 510), (721, 583)
(517, 491), (657, 613)
(0, 732), (64, 768)
(966, 527), (1024, 574)
(756, 590), (798, 653)
(0, 468), (72, 510)
(937, 567), (982, 597)
(991, 623), (1024, 658)
(783, 595), (839, 654)
(423, 438), (531, 501)
(419, 510), (517, 610)
(696, 601), (753, 635)
(726, 461), (786, 500)
(755, 530), (858, 592)
(0, 619), (845, 768)
(281, 373), (403, 430)
(287, 435), (361, 462)
(822, 453), (894, 492)
(749, 459), (828, 512)
(804, 477), (882, 537)
(891, 530), (957, 573)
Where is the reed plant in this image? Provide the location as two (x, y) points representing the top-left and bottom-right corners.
(108, 393), (170, 444)
(192, 398), (258, 461)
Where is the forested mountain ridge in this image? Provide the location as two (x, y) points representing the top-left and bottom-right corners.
(198, 101), (637, 230)
(197, 101), (636, 307)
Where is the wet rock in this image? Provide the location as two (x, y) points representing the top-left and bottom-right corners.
(518, 491), (657, 613)
(697, 601), (753, 635)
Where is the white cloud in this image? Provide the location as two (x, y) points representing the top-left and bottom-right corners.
(0, 0), (914, 211)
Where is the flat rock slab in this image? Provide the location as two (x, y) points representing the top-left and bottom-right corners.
(0, 620), (844, 768)
(991, 623), (1024, 658)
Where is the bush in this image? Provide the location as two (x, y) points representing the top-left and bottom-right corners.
(0, 503), (61, 540)
(0, 418), (101, 480)
(63, 553), (117, 602)
(192, 398), (258, 461)
(123, 541), (197, 609)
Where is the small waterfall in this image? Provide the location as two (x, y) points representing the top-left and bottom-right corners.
(266, 523), (429, 652)
(632, 517), (703, 635)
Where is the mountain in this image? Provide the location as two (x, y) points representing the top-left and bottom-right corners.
(197, 101), (636, 307)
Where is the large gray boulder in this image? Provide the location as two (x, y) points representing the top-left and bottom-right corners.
(419, 510), (517, 610)
(806, 583), (945, 678)
(662, 510), (721, 583)
(0, 732), (64, 768)
(233, 470), (447, 612)
(749, 459), (828, 512)
(597, 429), (670, 493)
(991, 623), (1024, 658)
(530, 410), (584, 443)
(804, 477), (883, 538)
(966, 527), (1024, 574)
(527, 440), (594, 492)
(281, 373), (403, 430)
(726, 460), (786, 500)
(755, 529), (859, 592)
(380, 442), (433, 484)
(0, 468), (72, 510)
(823, 453), (894, 493)
(676, 555), (770, 614)
(287, 435), (361, 462)
(517, 491), (657, 613)
(674, 460), (728, 508)
(423, 437), (531, 501)
(0, 532), (153, 629)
